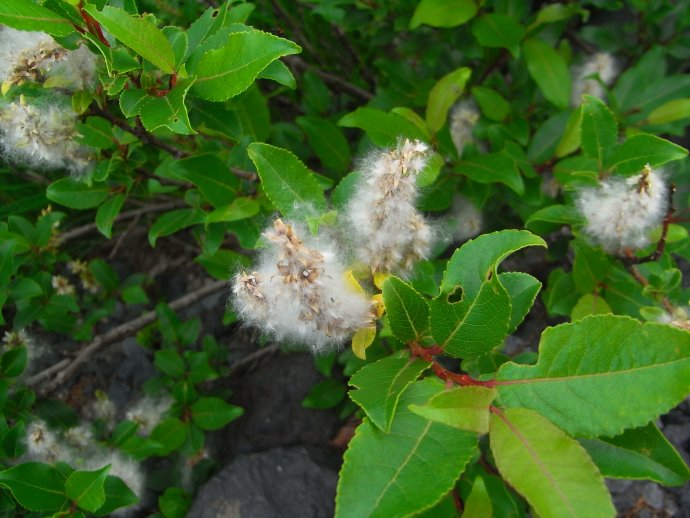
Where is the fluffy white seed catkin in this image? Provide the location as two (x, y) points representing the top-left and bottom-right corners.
(571, 52), (617, 107)
(232, 219), (373, 354)
(576, 165), (668, 254)
(449, 100), (480, 158)
(447, 194), (483, 242)
(345, 138), (433, 274)
(0, 101), (93, 175)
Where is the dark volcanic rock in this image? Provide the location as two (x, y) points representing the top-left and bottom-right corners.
(188, 446), (337, 518)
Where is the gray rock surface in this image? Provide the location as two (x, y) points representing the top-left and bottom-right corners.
(188, 446), (337, 518)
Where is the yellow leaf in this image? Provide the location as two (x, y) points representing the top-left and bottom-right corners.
(1, 81), (11, 96)
(372, 294), (385, 317)
(373, 272), (390, 290)
(344, 269), (366, 295)
(352, 326), (376, 360)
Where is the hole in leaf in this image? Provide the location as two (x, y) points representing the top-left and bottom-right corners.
(212, 9), (219, 17)
(173, 118), (179, 123)
(486, 269), (493, 281)
(447, 286), (463, 304)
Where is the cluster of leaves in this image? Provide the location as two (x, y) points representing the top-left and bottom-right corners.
(1, 0), (690, 516)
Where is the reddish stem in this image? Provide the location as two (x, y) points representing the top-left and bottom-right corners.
(409, 342), (496, 388)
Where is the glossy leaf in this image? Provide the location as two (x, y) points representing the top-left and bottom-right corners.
(94, 476), (138, 516)
(302, 379), (346, 409)
(148, 209), (206, 247)
(190, 397), (243, 430)
(647, 98), (690, 125)
(349, 351), (429, 432)
(409, 0), (477, 29)
(65, 466), (110, 513)
(426, 67), (472, 133)
(296, 116), (351, 173)
(247, 143), (326, 218)
(338, 107), (427, 147)
(609, 134), (688, 175)
(409, 386), (496, 433)
(462, 476), (493, 518)
(490, 408), (614, 518)
(84, 5), (176, 73)
(497, 315), (690, 437)
(581, 422), (690, 486)
(0, 462), (68, 512)
(95, 194), (125, 239)
(0, 0), (73, 36)
(170, 154), (239, 208)
(337, 379), (477, 517)
(523, 37), (570, 110)
(46, 179), (110, 210)
(458, 151), (525, 195)
(580, 95), (617, 169)
(471, 13), (524, 57)
(192, 30), (300, 101)
(500, 272), (541, 334)
(382, 276), (429, 343)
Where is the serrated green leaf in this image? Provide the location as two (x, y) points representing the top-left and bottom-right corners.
(338, 107), (427, 147)
(409, 0), (477, 29)
(500, 272), (541, 334)
(490, 407), (614, 518)
(570, 293), (611, 320)
(462, 476), (493, 518)
(190, 397), (243, 430)
(65, 466), (110, 513)
(192, 29), (300, 101)
(349, 351), (429, 432)
(523, 37), (570, 110)
(169, 154), (239, 208)
(580, 95), (617, 169)
(581, 422), (690, 486)
(609, 134), (688, 175)
(0, 462), (68, 512)
(258, 59), (297, 89)
(426, 67), (472, 133)
(247, 143), (326, 218)
(47, 179), (110, 210)
(382, 276), (429, 343)
(409, 386), (496, 433)
(497, 315), (690, 437)
(296, 116), (351, 173)
(457, 151), (525, 194)
(84, 5), (176, 73)
(148, 209), (206, 247)
(336, 379), (477, 518)
(139, 78), (196, 135)
(95, 194), (125, 239)
(471, 13), (524, 57)
(94, 476), (138, 516)
(0, 0), (73, 36)
(76, 117), (115, 150)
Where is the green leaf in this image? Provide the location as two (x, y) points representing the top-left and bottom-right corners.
(490, 408), (614, 518)
(192, 29), (300, 101)
(409, 386), (496, 433)
(258, 59), (297, 89)
(0, 241), (16, 287)
(462, 476), (493, 518)
(247, 143), (326, 218)
(76, 117), (115, 150)
(0, 462), (68, 512)
(138, 78), (196, 135)
(525, 204), (586, 234)
(570, 294), (611, 320)
(84, 5), (176, 73)
(65, 466), (110, 513)
(10, 278), (42, 300)
(647, 98), (690, 125)
(382, 276), (429, 343)
(296, 117), (351, 173)
(154, 349), (185, 378)
(206, 198), (259, 223)
(170, 154), (239, 208)
(0, 0), (73, 36)
(336, 379), (477, 518)
(159, 487), (191, 518)
(523, 37), (570, 110)
(580, 95), (617, 169)
(338, 107), (427, 147)
(471, 86), (510, 122)
(302, 379), (346, 409)
(426, 67), (472, 134)
(496, 315), (690, 437)
(609, 134), (688, 175)
(46, 179), (110, 210)
(150, 418), (186, 453)
(349, 351), (429, 432)
(572, 241), (611, 294)
(409, 0), (477, 29)
(148, 209), (206, 247)
(190, 397), (243, 430)
(582, 422), (690, 486)
(471, 13), (524, 57)
(94, 476), (138, 516)
(95, 194), (125, 239)
(457, 151), (525, 195)
(1, 347), (27, 378)
(500, 272), (541, 334)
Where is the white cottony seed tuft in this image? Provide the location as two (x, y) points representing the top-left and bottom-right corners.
(576, 165), (668, 254)
(232, 219), (374, 354)
(345, 138), (433, 274)
(571, 52), (618, 106)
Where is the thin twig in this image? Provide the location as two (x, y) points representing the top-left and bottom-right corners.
(286, 56), (374, 101)
(107, 213), (140, 259)
(27, 280), (227, 393)
(58, 200), (187, 244)
(227, 344), (280, 377)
